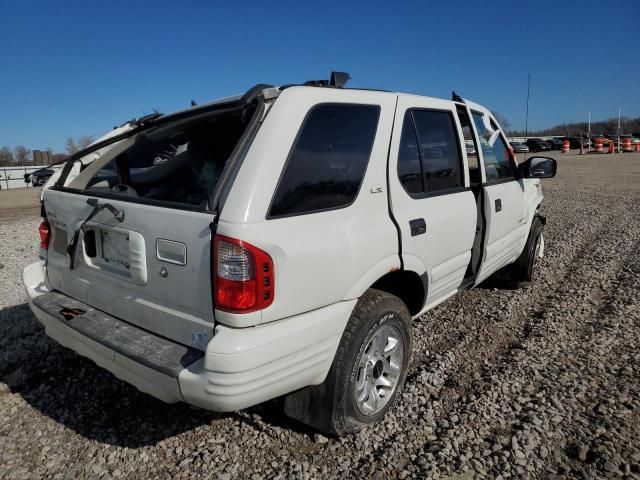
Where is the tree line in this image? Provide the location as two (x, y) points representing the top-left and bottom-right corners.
(0, 135), (94, 167)
(508, 116), (640, 137)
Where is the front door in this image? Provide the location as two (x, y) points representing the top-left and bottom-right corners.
(469, 108), (528, 282)
(388, 97), (476, 307)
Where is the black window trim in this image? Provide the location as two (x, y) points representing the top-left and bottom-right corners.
(407, 110), (426, 193)
(470, 109), (518, 186)
(266, 102), (382, 220)
(455, 104), (482, 186)
(483, 177), (519, 187)
(398, 107), (466, 199)
(402, 184), (472, 200)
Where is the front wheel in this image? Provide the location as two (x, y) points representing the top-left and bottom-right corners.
(506, 216), (544, 287)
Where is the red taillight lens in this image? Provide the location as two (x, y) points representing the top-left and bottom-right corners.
(38, 220), (51, 250)
(213, 235), (274, 313)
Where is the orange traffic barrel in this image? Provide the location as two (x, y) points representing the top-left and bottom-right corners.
(562, 140), (570, 153)
(595, 138), (604, 153)
(636, 141), (640, 152)
(622, 137), (632, 152)
(608, 141), (615, 154)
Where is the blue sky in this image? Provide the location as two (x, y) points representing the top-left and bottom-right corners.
(1, 0), (639, 151)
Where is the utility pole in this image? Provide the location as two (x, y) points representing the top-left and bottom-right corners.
(618, 107), (621, 153)
(588, 112), (591, 152)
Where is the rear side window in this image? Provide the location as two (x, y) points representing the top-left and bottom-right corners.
(397, 109), (463, 196)
(397, 114), (423, 194)
(268, 103), (380, 218)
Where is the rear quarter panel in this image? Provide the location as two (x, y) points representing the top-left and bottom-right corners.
(216, 87), (400, 326)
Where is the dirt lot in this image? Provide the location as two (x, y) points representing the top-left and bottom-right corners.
(0, 187), (41, 222)
(1, 152), (639, 479)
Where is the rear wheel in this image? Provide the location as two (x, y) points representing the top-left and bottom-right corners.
(284, 289), (412, 435)
(353, 322), (405, 417)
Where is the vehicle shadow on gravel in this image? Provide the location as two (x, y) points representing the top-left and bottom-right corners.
(0, 303), (309, 447)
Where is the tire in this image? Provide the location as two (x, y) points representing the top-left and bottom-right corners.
(506, 216), (544, 287)
(283, 289), (412, 435)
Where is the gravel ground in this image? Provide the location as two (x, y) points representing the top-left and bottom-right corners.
(1, 152), (639, 479)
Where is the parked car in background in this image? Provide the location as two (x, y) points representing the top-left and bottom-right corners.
(31, 168), (55, 186)
(525, 138), (550, 152)
(509, 141), (529, 153)
(546, 138), (564, 150)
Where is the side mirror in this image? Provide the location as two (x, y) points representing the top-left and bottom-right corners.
(518, 156), (557, 179)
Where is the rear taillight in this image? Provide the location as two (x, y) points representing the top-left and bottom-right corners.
(38, 220), (51, 250)
(213, 235), (274, 313)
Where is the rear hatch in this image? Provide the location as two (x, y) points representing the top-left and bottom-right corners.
(43, 96), (262, 350)
(45, 192), (215, 349)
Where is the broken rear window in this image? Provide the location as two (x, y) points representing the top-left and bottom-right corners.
(86, 105), (255, 209)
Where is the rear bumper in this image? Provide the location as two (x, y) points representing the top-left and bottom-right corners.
(22, 261), (354, 411)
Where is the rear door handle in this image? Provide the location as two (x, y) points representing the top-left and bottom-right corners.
(495, 199), (502, 212)
(409, 218), (426, 236)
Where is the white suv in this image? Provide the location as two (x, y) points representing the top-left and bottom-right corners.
(23, 73), (556, 435)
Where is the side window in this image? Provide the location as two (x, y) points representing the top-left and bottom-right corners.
(397, 112), (423, 194)
(269, 103), (380, 218)
(472, 112), (516, 181)
(397, 109), (463, 196)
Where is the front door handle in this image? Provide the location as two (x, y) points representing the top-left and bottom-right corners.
(495, 199), (502, 212)
(409, 218), (426, 236)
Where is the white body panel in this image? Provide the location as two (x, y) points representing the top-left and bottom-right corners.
(463, 100), (542, 283)
(217, 87), (400, 327)
(476, 181), (528, 281)
(24, 261), (354, 411)
(44, 189), (216, 349)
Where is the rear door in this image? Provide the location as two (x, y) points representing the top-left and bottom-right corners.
(388, 96), (477, 305)
(44, 190), (215, 350)
(469, 108), (528, 282)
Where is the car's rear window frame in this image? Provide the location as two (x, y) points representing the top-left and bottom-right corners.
(51, 100), (265, 214)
